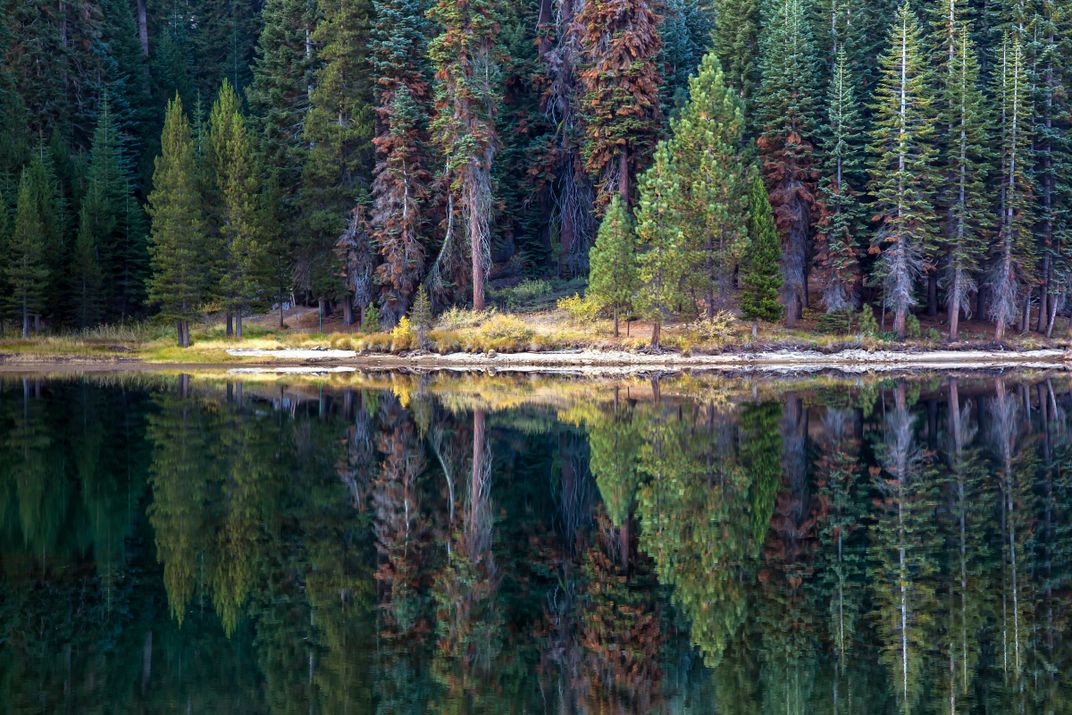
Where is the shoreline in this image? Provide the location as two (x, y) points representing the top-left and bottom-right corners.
(1, 346), (1070, 375)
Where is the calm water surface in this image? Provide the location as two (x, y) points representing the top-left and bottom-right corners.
(2, 372), (1071, 713)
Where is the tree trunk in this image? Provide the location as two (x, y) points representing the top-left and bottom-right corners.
(136, 0), (150, 89)
(343, 299), (354, 326)
(893, 307), (907, 340)
(226, 313), (233, 337)
(471, 187), (486, 311)
(948, 286), (960, 341)
(613, 306), (619, 338)
(34, 315), (40, 333)
(752, 320), (758, 340)
(650, 320), (661, 349)
(927, 271), (938, 316)
(618, 150), (629, 205)
(1020, 289), (1031, 333)
(21, 307), (29, 338)
(236, 313), (243, 338)
(279, 298), (285, 329)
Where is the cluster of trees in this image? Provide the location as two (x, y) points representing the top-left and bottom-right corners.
(586, 0), (1072, 342)
(0, 0), (1069, 343)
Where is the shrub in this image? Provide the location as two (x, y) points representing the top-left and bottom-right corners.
(477, 314), (534, 342)
(362, 304), (381, 332)
(557, 293), (602, 323)
(926, 327), (941, 342)
(492, 278), (554, 310)
(390, 316), (417, 351)
(683, 310), (736, 342)
(858, 305), (879, 338)
(905, 313), (921, 340)
(438, 306), (491, 330)
(816, 309), (854, 335)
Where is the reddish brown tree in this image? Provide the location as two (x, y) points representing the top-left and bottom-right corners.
(576, 0), (664, 209)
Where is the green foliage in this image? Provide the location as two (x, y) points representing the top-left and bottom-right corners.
(557, 293), (603, 323)
(410, 284), (432, 346)
(587, 196), (638, 332)
(740, 173), (783, 324)
(858, 304), (879, 337)
(815, 309), (854, 335)
(905, 312), (921, 340)
(146, 95), (209, 346)
(867, 2), (939, 339)
(361, 302), (382, 332)
(5, 169), (49, 334)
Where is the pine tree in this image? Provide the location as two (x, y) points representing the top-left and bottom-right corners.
(741, 172), (784, 335)
(668, 52), (750, 318)
(191, 0), (263, 98)
(990, 34), (1034, 340)
(247, 0), (315, 287)
(588, 195), (638, 337)
(577, 0), (664, 208)
(816, 50), (865, 313)
(711, 0), (760, 113)
(72, 205), (103, 328)
(5, 170), (49, 336)
(0, 187), (10, 333)
(371, 0), (432, 325)
(208, 80), (264, 338)
(302, 0), (375, 310)
(428, 0), (504, 311)
(635, 143), (688, 349)
(940, 26), (990, 339)
(147, 95), (208, 348)
(410, 284), (432, 347)
(82, 98), (147, 322)
(867, 3), (938, 340)
(755, 0), (822, 327)
(24, 147), (65, 325)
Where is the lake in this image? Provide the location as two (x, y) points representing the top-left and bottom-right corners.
(1, 371), (1070, 713)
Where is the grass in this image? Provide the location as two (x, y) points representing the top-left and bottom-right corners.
(3, 300), (1070, 365)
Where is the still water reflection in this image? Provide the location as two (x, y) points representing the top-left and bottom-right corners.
(2, 373), (1072, 713)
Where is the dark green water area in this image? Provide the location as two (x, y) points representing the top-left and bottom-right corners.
(2, 371), (1071, 713)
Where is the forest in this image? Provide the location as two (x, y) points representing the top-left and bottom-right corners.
(0, 0), (1069, 346)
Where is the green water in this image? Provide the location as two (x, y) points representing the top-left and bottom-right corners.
(1, 373), (1071, 713)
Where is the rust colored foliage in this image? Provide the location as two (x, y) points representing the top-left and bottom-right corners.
(576, 0), (664, 208)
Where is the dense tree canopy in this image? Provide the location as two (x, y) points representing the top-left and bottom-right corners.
(0, 0), (1070, 344)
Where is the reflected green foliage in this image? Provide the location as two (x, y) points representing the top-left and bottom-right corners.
(3, 375), (1072, 712)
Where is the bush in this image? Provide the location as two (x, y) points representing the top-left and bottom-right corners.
(816, 309), (854, 335)
(390, 316), (417, 351)
(858, 305), (879, 338)
(683, 310), (736, 342)
(557, 293), (602, 323)
(362, 304), (381, 332)
(905, 313), (921, 340)
(492, 279), (554, 310)
(926, 327), (941, 342)
(477, 314), (534, 342)
(437, 306), (491, 330)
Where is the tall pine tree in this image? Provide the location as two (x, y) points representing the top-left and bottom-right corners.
(866, 3), (938, 339)
(370, 0), (432, 324)
(428, 0), (504, 311)
(755, 0), (823, 326)
(147, 95), (208, 347)
(741, 172), (784, 336)
(816, 49), (865, 313)
(208, 80), (264, 338)
(5, 169), (49, 336)
(577, 0), (664, 208)
(990, 34), (1034, 340)
(940, 26), (990, 339)
(588, 195), (638, 336)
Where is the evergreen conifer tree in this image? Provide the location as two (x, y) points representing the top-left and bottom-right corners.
(24, 147), (65, 323)
(428, 0), (504, 311)
(817, 50), (865, 313)
(741, 173), (784, 335)
(670, 53), (750, 318)
(588, 195), (638, 337)
(635, 143), (688, 349)
(990, 35), (1034, 340)
(755, 0), (823, 327)
(6, 170), (48, 336)
(302, 0), (375, 309)
(72, 205), (103, 328)
(371, 0), (432, 325)
(208, 80), (264, 338)
(410, 284), (432, 347)
(711, 0), (760, 113)
(147, 95), (208, 347)
(577, 0), (664, 208)
(940, 26), (990, 339)
(867, 3), (939, 339)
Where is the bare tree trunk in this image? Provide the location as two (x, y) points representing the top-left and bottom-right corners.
(893, 307), (907, 340)
(650, 321), (661, 349)
(618, 150), (629, 205)
(948, 279), (961, 340)
(471, 188), (486, 311)
(343, 299), (354, 326)
(236, 313), (243, 338)
(226, 313), (234, 337)
(613, 306), (619, 337)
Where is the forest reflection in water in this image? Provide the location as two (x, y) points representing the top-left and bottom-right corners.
(2, 372), (1072, 713)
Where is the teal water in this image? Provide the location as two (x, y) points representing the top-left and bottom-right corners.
(1, 373), (1071, 713)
